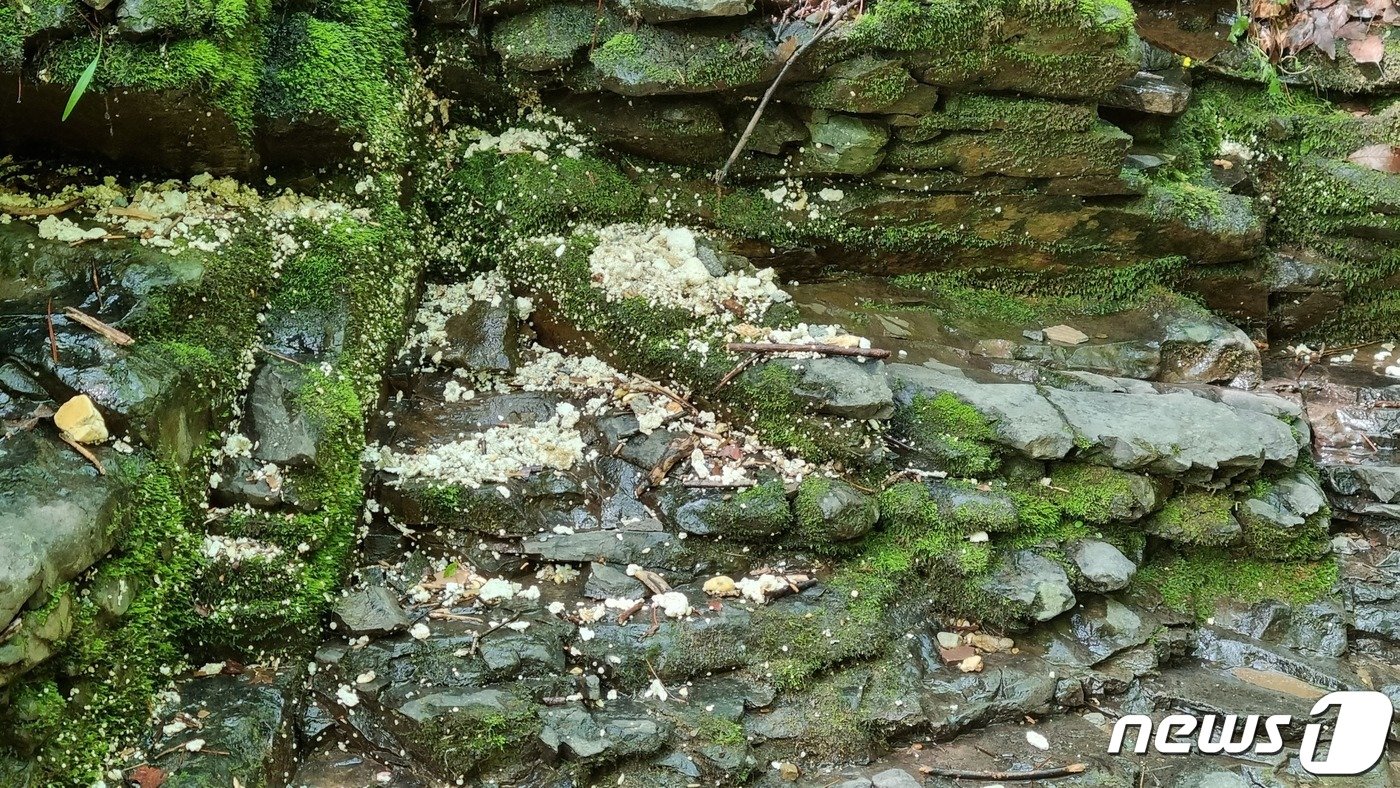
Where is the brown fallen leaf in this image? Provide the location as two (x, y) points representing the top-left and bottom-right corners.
(1348, 143), (1400, 172)
(775, 36), (800, 63)
(129, 764), (167, 788)
(1350, 34), (1386, 63)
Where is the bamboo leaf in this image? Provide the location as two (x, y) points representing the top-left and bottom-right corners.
(62, 39), (102, 122)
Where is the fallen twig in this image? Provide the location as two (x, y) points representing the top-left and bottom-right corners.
(712, 355), (758, 393)
(47, 298), (58, 364)
(105, 205), (160, 221)
(617, 599), (646, 624)
(63, 307), (134, 346)
(682, 479), (756, 489)
(469, 612), (523, 656)
(714, 2), (860, 185)
(644, 435), (696, 492)
(61, 435), (106, 475)
(68, 233), (127, 247)
(921, 763), (1086, 781)
(0, 197), (83, 217)
(726, 342), (890, 359)
(623, 374), (699, 415)
(257, 346), (304, 366)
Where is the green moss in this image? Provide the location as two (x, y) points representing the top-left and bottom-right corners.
(421, 699), (541, 775)
(901, 93), (1098, 141)
(259, 0), (412, 160)
(1136, 549), (1338, 620)
(845, 0), (1138, 98)
(891, 391), (999, 477)
(191, 368), (364, 650)
(44, 31), (264, 138)
(695, 480), (792, 540)
(1, 459), (206, 786)
(591, 25), (770, 92)
(493, 3), (620, 71)
(427, 147), (644, 272)
(795, 56), (915, 114)
(1236, 479), (1333, 562)
(749, 590), (891, 691)
(696, 714), (746, 746)
(1040, 463), (1153, 524)
(891, 258), (1194, 321)
(1146, 489), (1239, 547)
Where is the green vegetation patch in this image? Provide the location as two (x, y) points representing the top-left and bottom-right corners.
(259, 0), (414, 160)
(891, 391), (999, 477)
(1136, 549), (1338, 620)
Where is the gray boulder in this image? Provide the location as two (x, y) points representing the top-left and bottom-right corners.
(0, 432), (122, 662)
(622, 0), (750, 23)
(246, 361), (320, 467)
(770, 358), (894, 420)
(1043, 388), (1300, 478)
(331, 586), (413, 635)
(1068, 540), (1136, 592)
(979, 550), (1076, 623)
(887, 363), (1074, 460)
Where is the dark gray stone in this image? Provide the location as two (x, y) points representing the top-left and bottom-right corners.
(770, 357), (894, 420)
(584, 562), (645, 599)
(1068, 540), (1136, 592)
(332, 586), (414, 635)
(246, 360), (320, 467)
(978, 550), (1076, 623)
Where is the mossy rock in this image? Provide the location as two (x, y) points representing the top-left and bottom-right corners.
(788, 55), (933, 115)
(890, 391), (1001, 477)
(1136, 547), (1339, 620)
(1042, 463), (1164, 524)
(896, 93), (1099, 141)
(4, 32), (262, 173)
(884, 121), (1132, 179)
(1144, 489), (1241, 547)
(670, 480), (793, 541)
(590, 23), (778, 95)
(492, 4), (623, 72)
(790, 110), (890, 176)
(847, 0), (1140, 100)
(258, 0), (416, 165)
(793, 476), (879, 550)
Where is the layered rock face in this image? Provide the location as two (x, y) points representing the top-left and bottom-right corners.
(0, 1), (1398, 787)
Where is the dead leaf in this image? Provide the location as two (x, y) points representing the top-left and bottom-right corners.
(775, 36), (800, 63)
(1254, 0), (1287, 19)
(1350, 33), (1386, 62)
(129, 764), (167, 788)
(1348, 143), (1400, 171)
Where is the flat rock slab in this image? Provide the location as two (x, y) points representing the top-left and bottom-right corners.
(0, 431), (123, 644)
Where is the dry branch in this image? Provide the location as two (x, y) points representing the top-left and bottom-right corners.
(726, 342), (890, 359)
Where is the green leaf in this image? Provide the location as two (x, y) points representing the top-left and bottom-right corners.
(62, 39), (102, 122)
(1228, 15), (1250, 43)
